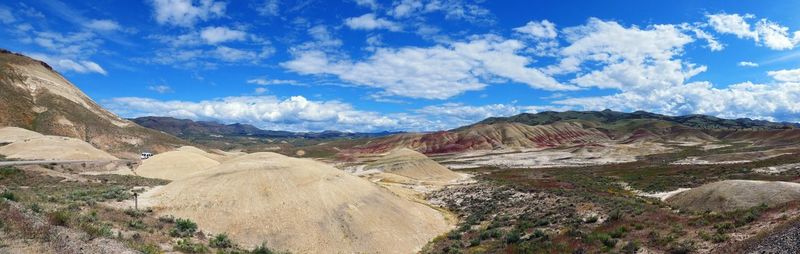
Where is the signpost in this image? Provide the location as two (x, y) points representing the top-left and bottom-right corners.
(133, 192), (139, 210)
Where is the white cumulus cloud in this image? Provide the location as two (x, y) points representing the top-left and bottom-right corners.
(200, 26), (247, 44)
(283, 35), (573, 99)
(738, 61), (759, 67)
(85, 19), (121, 32)
(345, 13), (401, 31)
(513, 20), (557, 39)
(28, 53), (107, 75)
(150, 0), (226, 27)
(768, 68), (800, 82)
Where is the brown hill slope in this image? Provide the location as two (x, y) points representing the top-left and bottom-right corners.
(353, 122), (610, 154)
(143, 152), (450, 253)
(0, 50), (184, 158)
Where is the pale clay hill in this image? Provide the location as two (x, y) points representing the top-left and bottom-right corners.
(0, 51), (184, 158)
(666, 180), (800, 212)
(141, 152), (451, 253)
(0, 126), (117, 161)
(134, 146), (229, 181)
(362, 148), (463, 183)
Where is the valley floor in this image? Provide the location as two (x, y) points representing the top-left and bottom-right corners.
(419, 141), (800, 253)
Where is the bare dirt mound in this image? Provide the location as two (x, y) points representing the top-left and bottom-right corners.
(666, 180), (800, 212)
(0, 132), (117, 161)
(135, 146), (220, 180)
(143, 152), (450, 253)
(363, 148), (462, 183)
(0, 126), (44, 143)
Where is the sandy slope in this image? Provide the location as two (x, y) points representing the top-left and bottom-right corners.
(666, 180), (800, 212)
(134, 146), (222, 180)
(0, 127), (44, 143)
(0, 127), (117, 161)
(142, 152), (451, 253)
(362, 148), (463, 183)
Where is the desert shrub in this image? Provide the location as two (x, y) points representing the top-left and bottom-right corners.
(469, 238), (480, 247)
(446, 230), (460, 240)
(714, 222), (734, 233)
(0, 167), (21, 179)
(584, 216), (598, 223)
(622, 241), (639, 254)
(81, 222), (113, 239)
(609, 226), (628, 238)
(668, 240), (695, 254)
(210, 233), (233, 248)
(132, 243), (161, 254)
(590, 233), (616, 248)
(505, 229), (521, 244)
(171, 218), (198, 237)
(1, 191), (16, 201)
(29, 203), (42, 213)
(128, 219), (147, 230)
(608, 209), (623, 222)
(251, 242), (276, 254)
(159, 214), (176, 223)
(125, 208), (147, 218)
(48, 210), (73, 226)
(174, 238), (208, 253)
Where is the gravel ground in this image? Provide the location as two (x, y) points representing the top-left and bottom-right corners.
(744, 220), (800, 254)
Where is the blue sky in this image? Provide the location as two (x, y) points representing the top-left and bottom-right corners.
(3, 0), (800, 132)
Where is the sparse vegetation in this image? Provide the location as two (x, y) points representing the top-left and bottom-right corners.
(175, 238), (209, 253)
(171, 218), (198, 237)
(210, 233), (233, 248)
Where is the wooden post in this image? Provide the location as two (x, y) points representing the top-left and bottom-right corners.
(133, 192), (139, 210)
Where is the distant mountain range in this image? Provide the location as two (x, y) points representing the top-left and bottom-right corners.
(350, 109), (800, 155)
(131, 116), (403, 139)
(471, 109), (799, 130)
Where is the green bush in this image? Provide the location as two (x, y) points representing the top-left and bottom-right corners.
(48, 210), (73, 226)
(81, 222), (113, 239)
(584, 216), (598, 223)
(174, 238), (208, 253)
(210, 233), (233, 248)
(170, 218), (198, 237)
(505, 230), (521, 244)
(251, 242), (276, 254)
(128, 219), (147, 230)
(608, 209), (623, 222)
(132, 243), (161, 254)
(1, 191), (16, 201)
(609, 226), (628, 238)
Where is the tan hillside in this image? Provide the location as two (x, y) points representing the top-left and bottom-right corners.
(665, 180), (800, 212)
(143, 152), (451, 253)
(0, 126), (44, 143)
(354, 122), (610, 154)
(0, 127), (117, 161)
(363, 148), (462, 183)
(134, 146), (221, 180)
(0, 50), (185, 158)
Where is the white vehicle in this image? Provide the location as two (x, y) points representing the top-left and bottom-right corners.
(140, 152), (153, 160)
